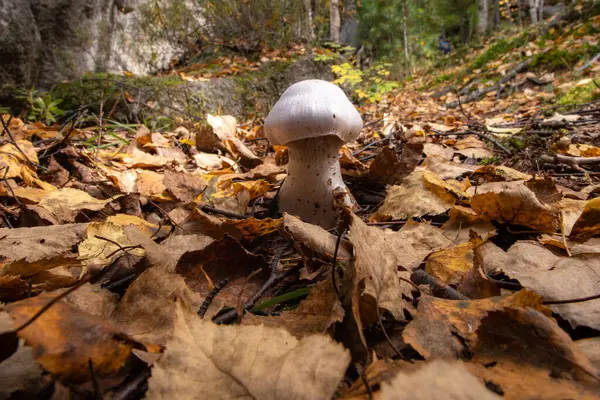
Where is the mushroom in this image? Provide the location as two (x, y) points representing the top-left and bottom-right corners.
(264, 79), (363, 228)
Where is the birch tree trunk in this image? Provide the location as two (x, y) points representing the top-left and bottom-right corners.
(402, 1), (410, 74)
(477, 0), (489, 34)
(529, 0), (539, 23)
(330, 0), (340, 43)
(300, 0), (314, 41)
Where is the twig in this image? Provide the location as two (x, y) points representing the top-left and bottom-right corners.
(101, 273), (137, 291)
(94, 235), (142, 259)
(354, 362), (374, 400)
(0, 166), (22, 206)
(410, 270), (468, 300)
(149, 199), (191, 235)
(111, 368), (151, 400)
(0, 115), (46, 171)
(198, 279), (229, 318)
(375, 295), (405, 360)
(331, 225), (344, 299)
(213, 247), (290, 324)
(543, 293), (600, 305)
(540, 154), (600, 166)
(352, 137), (390, 156)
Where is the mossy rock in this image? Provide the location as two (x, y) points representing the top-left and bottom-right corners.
(558, 79), (600, 105)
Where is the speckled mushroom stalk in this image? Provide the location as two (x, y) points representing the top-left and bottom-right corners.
(264, 79), (363, 229)
(279, 135), (355, 228)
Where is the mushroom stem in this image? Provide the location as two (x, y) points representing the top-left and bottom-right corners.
(279, 135), (355, 228)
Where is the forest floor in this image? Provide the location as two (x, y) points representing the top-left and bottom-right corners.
(1, 6), (600, 400)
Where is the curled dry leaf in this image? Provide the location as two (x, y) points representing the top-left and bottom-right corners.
(465, 309), (600, 399)
(0, 140), (39, 180)
(477, 241), (600, 330)
(470, 165), (532, 182)
(570, 197), (600, 240)
(176, 235), (269, 306)
(78, 221), (145, 269)
(110, 266), (202, 345)
(425, 236), (484, 286)
(380, 360), (500, 400)
(421, 155), (476, 179)
(403, 289), (552, 359)
(441, 206), (496, 243)
(243, 276), (344, 338)
(5, 294), (135, 382)
(281, 213), (352, 262)
(470, 180), (560, 232)
(0, 223), (87, 277)
(37, 188), (117, 223)
(146, 302), (350, 400)
(453, 136), (493, 159)
(373, 170), (457, 221)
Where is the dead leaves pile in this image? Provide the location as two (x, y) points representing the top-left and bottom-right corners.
(1, 97), (600, 400)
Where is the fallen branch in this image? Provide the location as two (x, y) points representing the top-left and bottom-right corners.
(540, 154), (600, 166)
(446, 60), (530, 108)
(410, 269), (468, 300)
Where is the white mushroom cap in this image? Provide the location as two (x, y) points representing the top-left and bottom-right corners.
(264, 79), (363, 145)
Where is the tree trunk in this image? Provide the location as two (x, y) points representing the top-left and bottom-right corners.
(493, 0), (501, 28)
(529, 0), (539, 23)
(300, 0), (314, 41)
(477, 0), (489, 34)
(402, 2), (410, 74)
(330, 0), (340, 43)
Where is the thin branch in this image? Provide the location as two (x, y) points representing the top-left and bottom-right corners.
(543, 293), (600, 305)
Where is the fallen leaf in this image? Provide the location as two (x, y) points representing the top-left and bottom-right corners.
(37, 188), (116, 223)
(78, 221), (145, 269)
(441, 206), (496, 243)
(570, 197), (600, 240)
(403, 290), (551, 359)
(425, 236), (484, 286)
(0, 224), (87, 277)
(0, 140), (39, 181)
(163, 169), (208, 202)
(380, 360), (500, 400)
(478, 241), (600, 330)
(373, 170), (457, 221)
(421, 156), (476, 179)
(423, 143), (454, 160)
(6, 293), (135, 382)
(146, 302), (350, 400)
(176, 235), (269, 305)
(470, 165), (532, 182)
(470, 181), (560, 232)
(110, 266), (202, 345)
(243, 276), (344, 338)
(453, 136), (493, 159)
(577, 337), (600, 370)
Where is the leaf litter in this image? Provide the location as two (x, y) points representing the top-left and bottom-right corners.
(2, 27), (600, 400)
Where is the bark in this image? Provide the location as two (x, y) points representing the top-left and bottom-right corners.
(477, 0), (489, 34)
(299, 0), (314, 41)
(493, 0), (501, 28)
(402, 2), (410, 73)
(330, 0), (341, 43)
(529, 0), (539, 23)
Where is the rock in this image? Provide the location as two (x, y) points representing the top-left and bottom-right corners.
(0, 0), (41, 86)
(0, 0), (204, 89)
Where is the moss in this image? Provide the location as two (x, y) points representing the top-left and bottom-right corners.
(470, 32), (528, 70)
(557, 80), (600, 105)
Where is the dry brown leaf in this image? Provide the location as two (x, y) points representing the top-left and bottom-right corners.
(281, 213), (352, 262)
(373, 170), (456, 221)
(117, 147), (170, 168)
(0, 224), (87, 277)
(110, 267), (202, 345)
(107, 214), (169, 238)
(78, 221), (145, 269)
(163, 169), (208, 202)
(63, 283), (118, 318)
(577, 337), (600, 370)
(146, 302), (350, 400)
(37, 188), (116, 223)
(470, 165), (532, 182)
(466, 308), (600, 399)
(159, 233), (215, 262)
(6, 293), (135, 382)
(442, 206), (496, 243)
(403, 290), (552, 359)
(243, 276), (344, 338)
(380, 360), (500, 400)
(0, 312), (44, 399)
(477, 241), (600, 330)
(453, 136), (493, 159)
(570, 197), (600, 240)
(0, 183), (50, 204)
(0, 140), (39, 180)
(425, 236), (484, 286)
(343, 212), (419, 328)
(176, 235), (269, 305)
(421, 155), (476, 179)
(423, 143), (454, 160)
(470, 181), (560, 232)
